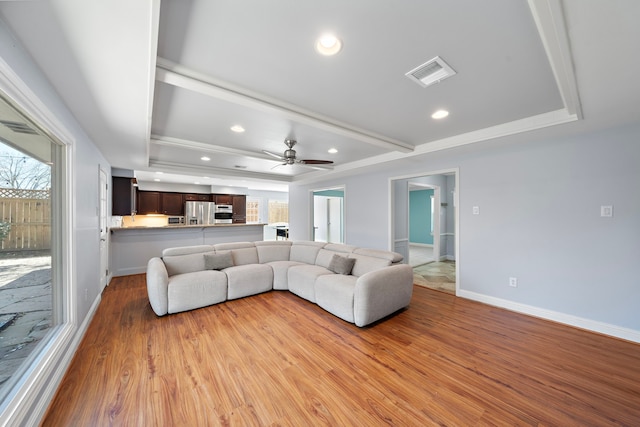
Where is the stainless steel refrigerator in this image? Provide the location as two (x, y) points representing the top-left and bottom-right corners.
(185, 201), (216, 225)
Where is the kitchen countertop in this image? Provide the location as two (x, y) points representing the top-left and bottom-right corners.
(110, 223), (267, 232)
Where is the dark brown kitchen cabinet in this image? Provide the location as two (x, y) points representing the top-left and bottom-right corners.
(112, 177), (136, 215)
(214, 194), (232, 205)
(232, 195), (246, 223)
(161, 192), (183, 215)
(184, 193), (211, 202)
(137, 191), (161, 214)
(138, 191), (184, 215)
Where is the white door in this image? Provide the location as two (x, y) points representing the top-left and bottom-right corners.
(313, 195), (328, 242)
(99, 168), (109, 289)
(327, 197), (343, 243)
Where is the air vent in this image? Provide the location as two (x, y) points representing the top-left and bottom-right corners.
(0, 120), (39, 135)
(406, 56), (456, 88)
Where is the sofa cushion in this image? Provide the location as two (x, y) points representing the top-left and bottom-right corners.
(255, 241), (292, 263)
(225, 264), (273, 300)
(353, 247), (403, 263)
(328, 254), (356, 275)
(162, 245), (215, 257)
(167, 270), (227, 314)
(288, 264), (332, 303)
(290, 241), (326, 264)
(204, 252), (234, 270)
(315, 273), (358, 323)
(348, 253), (392, 277)
(266, 260), (304, 290)
(163, 253), (206, 276)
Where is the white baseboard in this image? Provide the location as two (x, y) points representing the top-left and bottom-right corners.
(458, 290), (640, 344)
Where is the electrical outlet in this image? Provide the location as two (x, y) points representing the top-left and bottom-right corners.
(472, 206), (480, 215)
(600, 205), (613, 217)
(509, 277), (518, 287)
(84, 288), (88, 301)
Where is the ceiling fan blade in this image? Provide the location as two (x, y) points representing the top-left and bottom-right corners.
(298, 159), (334, 165)
(263, 150), (285, 160)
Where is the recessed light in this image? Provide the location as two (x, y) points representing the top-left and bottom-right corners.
(194, 182), (200, 185)
(328, 148), (338, 154)
(315, 33), (342, 56)
(431, 109), (449, 119)
(201, 156), (210, 161)
(153, 178), (160, 182)
(230, 125), (245, 133)
(155, 171), (163, 174)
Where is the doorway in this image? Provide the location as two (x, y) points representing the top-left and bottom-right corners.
(390, 169), (458, 295)
(99, 167), (109, 289)
(312, 187), (344, 243)
(408, 183), (440, 266)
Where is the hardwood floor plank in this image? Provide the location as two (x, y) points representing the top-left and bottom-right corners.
(40, 274), (640, 426)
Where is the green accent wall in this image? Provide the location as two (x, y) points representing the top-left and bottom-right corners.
(409, 189), (433, 244)
(313, 189), (344, 198)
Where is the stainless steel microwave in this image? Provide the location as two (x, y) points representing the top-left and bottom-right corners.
(167, 216), (185, 225)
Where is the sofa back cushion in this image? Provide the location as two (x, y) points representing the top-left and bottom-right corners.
(353, 247), (403, 263)
(255, 241), (292, 263)
(315, 243), (357, 269)
(214, 242), (258, 266)
(290, 241), (326, 264)
(163, 252), (207, 276)
(162, 245), (215, 257)
(346, 247), (404, 277)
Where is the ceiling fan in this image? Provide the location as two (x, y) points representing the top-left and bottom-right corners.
(263, 139), (334, 168)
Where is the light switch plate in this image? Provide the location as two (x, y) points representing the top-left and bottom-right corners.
(600, 205), (613, 217)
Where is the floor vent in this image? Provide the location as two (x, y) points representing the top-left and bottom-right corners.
(406, 56), (456, 88)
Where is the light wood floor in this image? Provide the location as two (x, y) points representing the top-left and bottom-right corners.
(41, 274), (640, 426)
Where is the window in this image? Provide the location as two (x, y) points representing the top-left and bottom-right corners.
(268, 200), (288, 224)
(0, 92), (67, 418)
(246, 198), (259, 223)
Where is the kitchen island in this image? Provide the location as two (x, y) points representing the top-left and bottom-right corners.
(110, 223), (266, 277)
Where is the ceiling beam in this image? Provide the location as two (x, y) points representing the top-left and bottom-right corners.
(155, 57), (414, 153)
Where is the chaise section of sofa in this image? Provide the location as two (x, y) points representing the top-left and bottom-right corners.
(146, 240), (414, 326)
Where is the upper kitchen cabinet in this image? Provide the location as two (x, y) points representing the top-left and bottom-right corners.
(112, 177), (136, 216)
(184, 193), (211, 202)
(214, 194), (232, 205)
(232, 195), (247, 223)
(137, 191), (161, 214)
(161, 192), (183, 215)
(137, 191), (184, 215)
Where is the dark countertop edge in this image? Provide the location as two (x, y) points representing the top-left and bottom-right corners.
(111, 223), (267, 231)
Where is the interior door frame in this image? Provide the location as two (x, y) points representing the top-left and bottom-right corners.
(389, 168), (459, 294)
(99, 166), (109, 289)
(309, 185), (346, 243)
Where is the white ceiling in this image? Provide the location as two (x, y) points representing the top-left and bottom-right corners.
(0, 0), (638, 192)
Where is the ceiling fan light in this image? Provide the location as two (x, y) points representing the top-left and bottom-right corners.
(230, 125), (245, 133)
(201, 156), (210, 161)
(328, 148), (338, 154)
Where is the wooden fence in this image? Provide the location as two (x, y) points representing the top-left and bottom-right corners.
(0, 188), (51, 252)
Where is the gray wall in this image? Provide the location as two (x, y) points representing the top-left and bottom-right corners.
(289, 122), (640, 340)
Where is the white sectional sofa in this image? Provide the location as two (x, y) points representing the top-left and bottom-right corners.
(146, 240), (414, 327)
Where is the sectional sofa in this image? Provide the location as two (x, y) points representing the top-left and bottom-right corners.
(146, 240), (414, 327)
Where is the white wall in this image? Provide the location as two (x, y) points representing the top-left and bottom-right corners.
(289, 122), (640, 341)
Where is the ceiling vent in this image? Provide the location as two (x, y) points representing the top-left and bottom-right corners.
(405, 56), (456, 88)
(0, 120), (39, 135)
